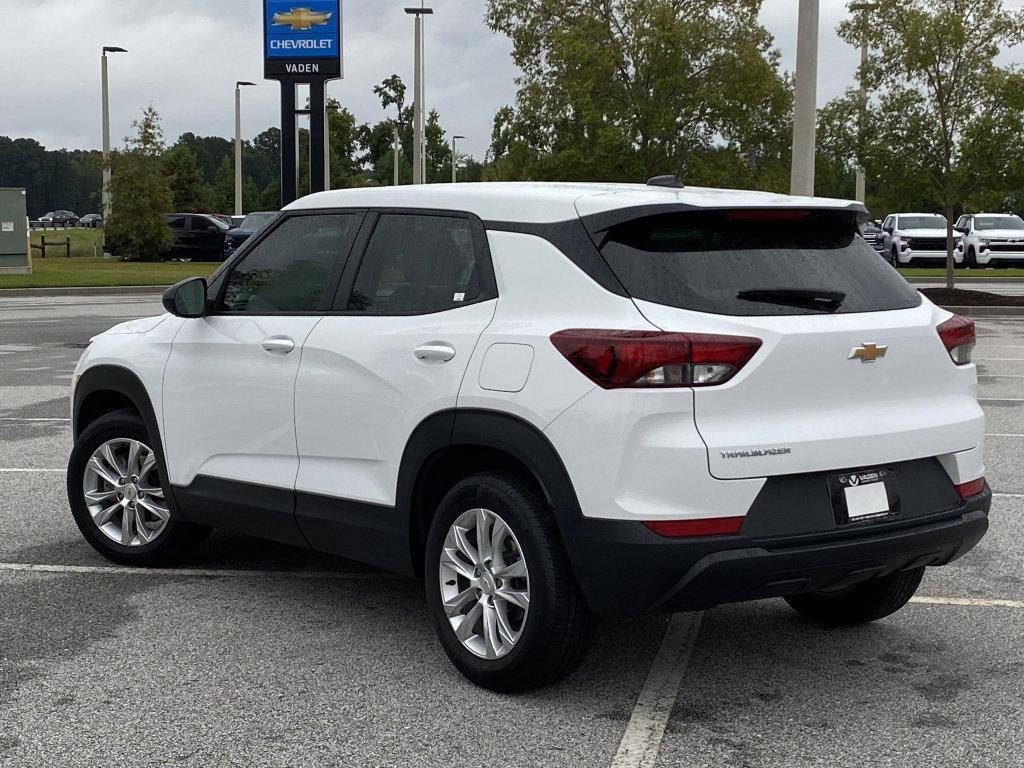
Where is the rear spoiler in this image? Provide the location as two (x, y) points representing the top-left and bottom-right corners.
(578, 203), (869, 238)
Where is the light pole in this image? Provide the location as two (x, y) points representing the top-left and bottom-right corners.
(789, 0), (819, 197)
(101, 46), (126, 221)
(451, 135), (465, 183)
(234, 81), (256, 216)
(405, 6), (433, 184)
(849, 2), (878, 204)
(393, 125), (402, 186)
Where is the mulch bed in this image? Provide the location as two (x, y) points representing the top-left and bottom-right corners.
(920, 287), (1024, 307)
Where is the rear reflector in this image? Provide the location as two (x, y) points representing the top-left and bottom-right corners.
(550, 330), (762, 389)
(954, 478), (985, 499)
(642, 517), (745, 538)
(936, 315), (975, 365)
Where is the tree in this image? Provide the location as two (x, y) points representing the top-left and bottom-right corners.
(163, 144), (212, 211)
(839, 0), (1024, 286)
(105, 106), (174, 261)
(210, 156), (235, 213)
(485, 0), (791, 185)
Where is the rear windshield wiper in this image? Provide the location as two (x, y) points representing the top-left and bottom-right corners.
(736, 288), (846, 310)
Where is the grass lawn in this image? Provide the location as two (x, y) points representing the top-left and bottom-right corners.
(0, 257), (219, 289)
(899, 267), (1024, 278)
(30, 229), (107, 258)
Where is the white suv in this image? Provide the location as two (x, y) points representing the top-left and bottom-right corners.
(955, 212), (1024, 268)
(68, 182), (990, 691)
(881, 213), (960, 266)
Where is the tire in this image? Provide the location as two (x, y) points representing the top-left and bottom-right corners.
(784, 567), (925, 626)
(424, 472), (598, 692)
(67, 409), (210, 566)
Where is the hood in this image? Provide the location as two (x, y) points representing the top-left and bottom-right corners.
(93, 315), (168, 340)
(976, 229), (1024, 240)
(901, 228), (959, 239)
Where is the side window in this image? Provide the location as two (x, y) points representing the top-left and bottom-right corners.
(220, 213), (359, 313)
(167, 216), (187, 230)
(190, 216), (213, 231)
(345, 214), (482, 314)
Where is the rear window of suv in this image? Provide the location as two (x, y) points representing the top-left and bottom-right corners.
(598, 210), (922, 316)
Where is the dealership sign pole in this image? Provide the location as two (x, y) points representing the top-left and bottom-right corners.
(264, 1), (343, 206)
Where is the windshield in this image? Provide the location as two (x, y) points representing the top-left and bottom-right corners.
(975, 215), (1024, 231)
(599, 210), (922, 317)
(240, 212), (276, 231)
(899, 215), (946, 230)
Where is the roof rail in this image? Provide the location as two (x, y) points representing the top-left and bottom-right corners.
(646, 175), (684, 188)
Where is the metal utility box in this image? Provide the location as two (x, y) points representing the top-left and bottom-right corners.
(0, 188), (30, 274)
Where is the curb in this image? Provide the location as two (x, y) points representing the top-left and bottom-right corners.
(906, 277), (1024, 284)
(0, 285), (168, 298)
(939, 305), (1024, 317)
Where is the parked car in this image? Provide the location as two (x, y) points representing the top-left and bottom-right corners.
(40, 210), (80, 226)
(860, 221), (885, 253)
(223, 211), (278, 258)
(880, 213), (960, 266)
(163, 213), (230, 262)
(954, 213), (1024, 268)
(80, 214), (104, 229)
(68, 182), (989, 692)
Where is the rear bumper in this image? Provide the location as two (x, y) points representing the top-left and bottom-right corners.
(554, 488), (990, 616)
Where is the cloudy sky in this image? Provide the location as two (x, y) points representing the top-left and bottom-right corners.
(1, 0), (1022, 161)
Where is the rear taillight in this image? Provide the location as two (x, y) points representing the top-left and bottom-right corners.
(642, 517), (745, 537)
(550, 330), (762, 389)
(955, 478), (985, 499)
(936, 315), (975, 365)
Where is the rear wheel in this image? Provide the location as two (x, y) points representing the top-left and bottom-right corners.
(67, 409), (210, 566)
(424, 472), (597, 692)
(784, 567), (925, 626)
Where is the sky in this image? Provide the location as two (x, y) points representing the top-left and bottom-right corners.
(1, 0), (1021, 162)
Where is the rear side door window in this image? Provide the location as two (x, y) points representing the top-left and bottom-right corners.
(219, 213), (361, 314)
(342, 213), (490, 314)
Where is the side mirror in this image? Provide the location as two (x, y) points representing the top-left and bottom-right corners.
(162, 277), (208, 318)
(954, 226), (969, 234)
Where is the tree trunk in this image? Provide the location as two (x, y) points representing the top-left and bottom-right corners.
(945, 210), (956, 290)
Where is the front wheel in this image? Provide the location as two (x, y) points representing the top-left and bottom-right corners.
(67, 409), (210, 566)
(424, 472), (598, 692)
(784, 567), (925, 626)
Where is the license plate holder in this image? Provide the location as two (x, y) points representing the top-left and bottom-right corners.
(828, 468), (900, 525)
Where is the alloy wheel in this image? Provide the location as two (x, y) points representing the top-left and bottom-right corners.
(81, 438), (170, 546)
(439, 508), (531, 660)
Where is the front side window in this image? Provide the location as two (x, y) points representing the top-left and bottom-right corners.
(220, 214), (359, 313)
(166, 216), (187, 230)
(346, 214), (481, 314)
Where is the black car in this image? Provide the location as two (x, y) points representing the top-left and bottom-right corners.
(860, 221), (885, 253)
(164, 214), (230, 262)
(223, 211), (278, 258)
(80, 214), (104, 229)
(40, 210), (80, 226)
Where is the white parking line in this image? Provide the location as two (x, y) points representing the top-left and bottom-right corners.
(0, 468), (64, 473)
(994, 492), (1024, 499)
(0, 417), (71, 422)
(611, 612), (704, 768)
(912, 596), (1024, 609)
(988, 433), (1024, 438)
(0, 562), (401, 580)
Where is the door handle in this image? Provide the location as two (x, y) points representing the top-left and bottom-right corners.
(261, 337), (296, 356)
(414, 344), (456, 363)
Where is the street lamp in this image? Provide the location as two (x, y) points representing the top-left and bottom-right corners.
(234, 81), (257, 216)
(451, 135), (465, 183)
(405, 6), (433, 184)
(789, 0), (818, 196)
(849, 1), (878, 203)
(101, 46), (127, 221)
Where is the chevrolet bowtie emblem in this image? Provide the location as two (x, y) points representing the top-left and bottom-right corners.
(849, 342), (888, 363)
(272, 7), (333, 30)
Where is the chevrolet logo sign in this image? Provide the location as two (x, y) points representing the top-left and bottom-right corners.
(849, 342), (888, 363)
(272, 8), (333, 30)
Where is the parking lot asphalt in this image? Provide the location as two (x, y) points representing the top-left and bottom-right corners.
(1, 292), (1022, 768)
